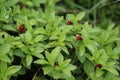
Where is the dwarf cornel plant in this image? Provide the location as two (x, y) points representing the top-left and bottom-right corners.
(0, 0), (120, 80)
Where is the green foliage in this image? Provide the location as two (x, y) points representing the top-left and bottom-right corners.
(0, 0), (120, 80)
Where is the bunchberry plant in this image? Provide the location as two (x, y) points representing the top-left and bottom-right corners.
(0, 0), (120, 80)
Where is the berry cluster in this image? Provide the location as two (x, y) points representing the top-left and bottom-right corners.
(76, 35), (82, 41)
(66, 20), (73, 25)
(19, 24), (25, 33)
(95, 64), (102, 69)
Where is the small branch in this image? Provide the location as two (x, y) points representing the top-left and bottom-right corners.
(32, 67), (41, 80)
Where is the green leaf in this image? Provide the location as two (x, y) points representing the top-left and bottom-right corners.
(34, 35), (44, 42)
(60, 25), (73, 33)
(39, 0), (47, 3)
(106, 72), (116, 80)
(24, 17), (32, 32)
(60, 59), (71, 69)
(17, 67), (26, 75)
(86, 44), (96, 54)
(35, 36), (43, 43)
(57, 53), (64, 65)
(0, 54), (11, 62)
(12, 5), (20, 15)
(5, 0), (19, 8)
(102, 31), (110, 43)
(0, 38), (4, 44)
(33, 46), (44, 54)
(0, 6), (7, 18)
(5, 66), (21, 76)
(96, 69), (104, 77)
(53, 71), (62, 79)
(36, 18), (47, 23)
(51, 47), (61, 62)
(83, 21), (89, 30)
(106, 68), (119, 75)
(103, 37), (119, 45)
(32, 0), (47, 5)
(49, 35), (59, 40)
(82, 30), (90, 45)
(61, 46), (69, 54)
(59, 34), (66, 42)
(54, 17), (63, 27)
(24, 1), (33, 6)
(112, 27), (119, 36)
(76, 12), (86, 21)
(33, 28), (46, 35)
(89, 72), (96, 80)
(106, 72), (120, 80)
(44, 10), (55, 22)
(25, 31), (32, 43)
(104, 62), (116, 68)
(78, 56), (86, 63)
(107, 23), (115, 30)
(30, 19), (37, 25)
(92, 50), (101, 60)
(34, 59), (49, 65)
(79, 43), (85, 56)
(0, 44), (11, 54)
(45, 51), (54, 66)
(21, 45), (30, 54)
(96, 77), (104, 80)
(2, 25), (17, 31)
(66, 76), (75, 80)
(26, 55), (33, 66)
(65, 64), (77, 71)
(65, 42), (73, 48)
(43, 66), (53, 75)
(66, 14), (75, 21)
(0, 62), (7, 73)
(21, 58), (31, 69)
(113, 47), (120, 55)
(96, 50), (108, 65)
(62, 68), (72, 77)
(84, 60), (94, 76)
(28, 45), (34, 52)
(1, 75), (8, 80)
(117, 40), (120, 46)
(13, 49), (25, 57)
(32, 52), (44, 59)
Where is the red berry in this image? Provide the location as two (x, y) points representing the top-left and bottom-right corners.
(76, 35), (82, 41)
(19, 24), (25, 33)
(67, 21), (73, 25)
(95, 64), (102, 69)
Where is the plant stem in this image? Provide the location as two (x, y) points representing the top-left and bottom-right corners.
(32, 67), (41, 80)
